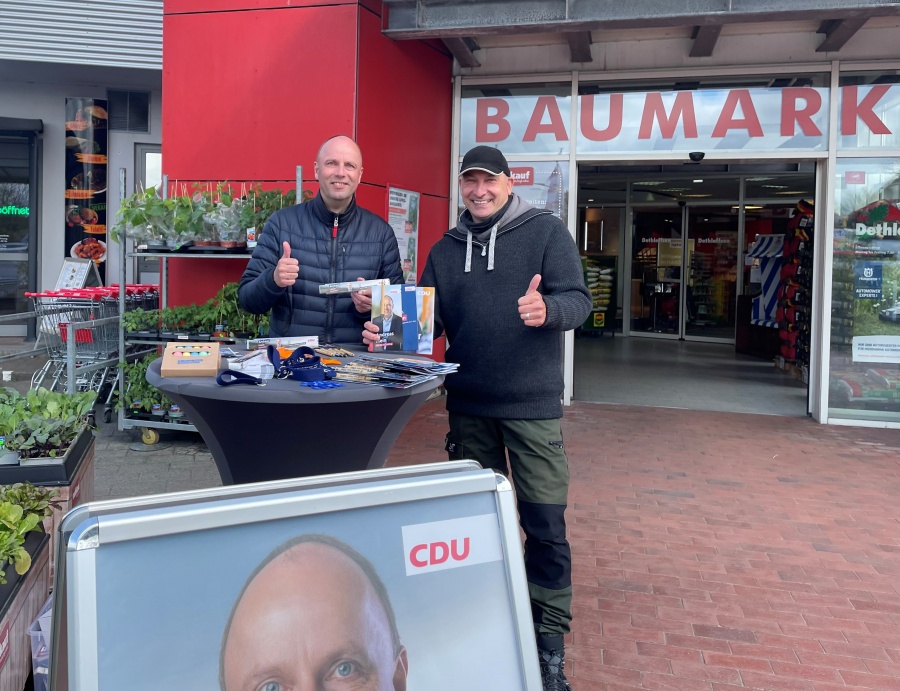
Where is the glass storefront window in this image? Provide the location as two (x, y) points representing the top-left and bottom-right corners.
(460, 83), (572, 155)
(838, 72), (900, 151)
(829, 158), (900, 422)
(0, 137), (32, 325)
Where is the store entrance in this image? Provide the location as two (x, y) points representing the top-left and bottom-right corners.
(574, 163), (817, 415)
(631, 203), (739, 341)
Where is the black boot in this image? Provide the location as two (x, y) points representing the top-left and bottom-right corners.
(536, 635), (572, 691)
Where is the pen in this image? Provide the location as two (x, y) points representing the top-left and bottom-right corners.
(233, 350), (264, 364)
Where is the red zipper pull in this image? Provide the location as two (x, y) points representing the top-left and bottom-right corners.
(333, 216), (339, 238)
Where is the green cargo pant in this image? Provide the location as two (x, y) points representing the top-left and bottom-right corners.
(446, 412), (572, 637)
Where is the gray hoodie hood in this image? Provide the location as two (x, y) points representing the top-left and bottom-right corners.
(453, 194), (545, 272)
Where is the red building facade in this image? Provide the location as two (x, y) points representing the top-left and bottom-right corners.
(162, 0), (452, 308)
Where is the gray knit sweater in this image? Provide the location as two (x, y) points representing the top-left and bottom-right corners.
(420, 195), (591, 419)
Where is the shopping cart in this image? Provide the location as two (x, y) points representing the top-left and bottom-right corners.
(26, 285), (159, 415)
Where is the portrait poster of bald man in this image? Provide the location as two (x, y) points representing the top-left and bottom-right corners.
(56, 465), (541, 690)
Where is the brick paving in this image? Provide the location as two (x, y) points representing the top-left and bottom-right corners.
(387, 400), (900, 691)
(94, 399), (900, 690)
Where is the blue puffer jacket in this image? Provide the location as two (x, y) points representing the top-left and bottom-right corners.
(238, 193), (403, 343)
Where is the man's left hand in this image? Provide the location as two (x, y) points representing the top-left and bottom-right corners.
(518, 274), (545, 327)
(350, 276), (373, 314)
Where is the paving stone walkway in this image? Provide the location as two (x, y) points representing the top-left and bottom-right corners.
(94, 400), (900, 690)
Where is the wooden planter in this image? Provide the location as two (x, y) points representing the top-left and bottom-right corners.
(0, 531), (50, 691)
(0, 429), (96, 579)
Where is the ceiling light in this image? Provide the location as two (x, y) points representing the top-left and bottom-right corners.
(732, 205), (764, 210)
(693, 179), (704, 183)
(762, 184), (789, 189)
(587, 198), (594, 202)
(682, 194), (713, 198)
(775, 190), (811, 195)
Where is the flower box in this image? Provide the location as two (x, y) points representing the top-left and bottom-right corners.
(0, 427), (93, 484)
(0, 531), (50, 691)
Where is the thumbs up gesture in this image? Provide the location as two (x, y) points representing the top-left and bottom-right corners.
(518, 274), (545, 327)
(274, 241), (300, 288)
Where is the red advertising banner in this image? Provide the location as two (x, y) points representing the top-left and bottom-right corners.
(64, 98), (109, 283)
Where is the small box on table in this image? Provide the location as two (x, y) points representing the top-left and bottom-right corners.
(160, 342), (221, 378)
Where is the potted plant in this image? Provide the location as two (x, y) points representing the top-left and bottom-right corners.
(110, 187), (175, 250)
(0, 482), (58, 691)
(111, 187), (207, 250)
(0, 397), (25, 466)
(0, 484), (59, 578)
(170, 192), (206, 249)
(120, 355), (176, 418)
(160, 304), (208, 340)
(121, 307), (160, 340)
(5, 389), (96, 464)
(212, 282), (269, 338)
(240, 186), (309, 242)
(204, 184), (246, 249)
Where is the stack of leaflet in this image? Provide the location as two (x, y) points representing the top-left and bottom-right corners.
(335, 354), (458, 388)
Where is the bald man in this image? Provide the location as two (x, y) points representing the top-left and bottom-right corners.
(373, 294), (403, 350)
(239, 135), (403, 343)
(220, 534), (408, 691)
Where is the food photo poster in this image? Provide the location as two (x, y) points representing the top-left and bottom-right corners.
(64, 98), (108, 282)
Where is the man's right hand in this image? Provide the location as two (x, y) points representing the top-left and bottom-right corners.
(274, 241), (299, 287)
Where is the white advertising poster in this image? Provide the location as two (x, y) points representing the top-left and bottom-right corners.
(61, 468), (537, 690)
(456, 160), (568, 225)
(852, 334), (900, 364)
(387, 186), (420, 284)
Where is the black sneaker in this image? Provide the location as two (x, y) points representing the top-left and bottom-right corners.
(537, 642), (572, 691)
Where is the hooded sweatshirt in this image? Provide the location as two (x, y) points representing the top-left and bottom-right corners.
(420, 194), (591, 419)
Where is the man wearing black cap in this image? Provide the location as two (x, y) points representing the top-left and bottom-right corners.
(363, 145), (590, 691)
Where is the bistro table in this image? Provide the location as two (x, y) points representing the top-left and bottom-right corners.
(147, 353), (444, 485)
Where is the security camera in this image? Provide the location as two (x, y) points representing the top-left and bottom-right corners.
(688, 151), (705, 162)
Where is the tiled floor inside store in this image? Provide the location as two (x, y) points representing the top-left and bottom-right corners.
(573, 336), (809, 417)
(91, 394), (900, 690)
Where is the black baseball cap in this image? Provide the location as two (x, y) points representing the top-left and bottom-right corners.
(459, 146), (511, 177)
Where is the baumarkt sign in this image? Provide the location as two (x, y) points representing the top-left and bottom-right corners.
(0, 205), (28, 216)
(460, 85), (900, 155)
